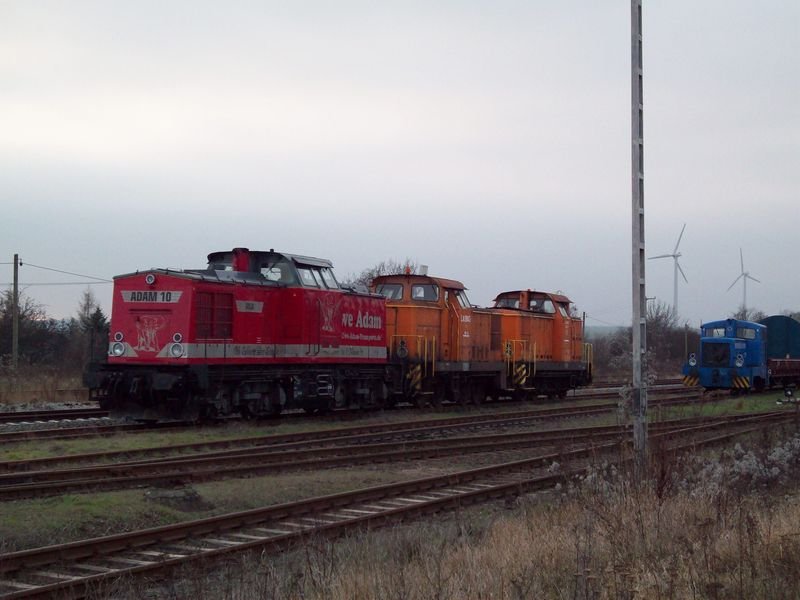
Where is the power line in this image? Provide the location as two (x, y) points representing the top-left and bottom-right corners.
(585, 315), (624, 327)
(1, 282), (112, 286)
(22, 262), (112, 283)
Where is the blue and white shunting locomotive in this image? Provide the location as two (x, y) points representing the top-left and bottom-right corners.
(682, 315), (800, 393)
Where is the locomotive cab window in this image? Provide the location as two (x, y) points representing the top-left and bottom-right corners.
(736, 328), (756, 340)
(376, 283), (403, 300)
(321, 268), (339, 289)
(702, 341), (731, 367)
(259, 258), (297, 284)
(557, 304), (569, 317)
(454, 289), (471, 308)
(412, 284), (439, 302)
(298, 268), (319, 287)
(705, 327), (726, 338)
(496, 297), (519, 309)
(538, 299), (556, 314)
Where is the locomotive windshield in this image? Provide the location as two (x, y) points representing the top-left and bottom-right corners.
(702, 341), (731, 367)
(736, 328), (756, 339)
(258, 257), (297, 284)
(297, 266), (340, 289)
(704, 327), (726, 337)
(495, 297), (519, 308)
(530, 298), (556, 314)
(411, 284), (439, 302)
(375, 283), (403, 300)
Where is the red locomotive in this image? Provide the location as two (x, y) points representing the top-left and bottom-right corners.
(86, 248), (593, 419)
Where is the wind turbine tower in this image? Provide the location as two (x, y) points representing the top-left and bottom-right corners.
(649, 223), (688, 316)
(727, 248), (760, 314)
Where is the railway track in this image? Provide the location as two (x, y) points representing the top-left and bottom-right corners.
(0, 388), (702, 457)
(0, 385), (700, 444)
(0, 411), (790, 501)
(0, 408), (109, 425)
(0, 410), (782, 599)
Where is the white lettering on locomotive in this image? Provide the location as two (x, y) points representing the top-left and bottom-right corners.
(356, 311), (382, 329)
(342, 311), (382, 330)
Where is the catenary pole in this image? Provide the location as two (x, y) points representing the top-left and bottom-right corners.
(631, 0), (648, 472)
(12, 254), (20, 371)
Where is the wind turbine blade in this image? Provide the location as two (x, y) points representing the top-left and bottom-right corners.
(673, 223), (686, 254)
(740, 248), (744, 273)
(747, 275), (761, 284)
(648, 254), (673, 260)
(677, 261), (688, 283)
(727, 273), (744, 291)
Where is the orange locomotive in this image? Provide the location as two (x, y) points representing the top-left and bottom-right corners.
(372, 273), (592, 405)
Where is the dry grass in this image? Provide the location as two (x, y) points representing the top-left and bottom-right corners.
(115, 428), (800, 600)
(0, 367), (85, 406)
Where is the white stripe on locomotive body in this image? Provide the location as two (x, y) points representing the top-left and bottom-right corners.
(133, 343), (389, 361)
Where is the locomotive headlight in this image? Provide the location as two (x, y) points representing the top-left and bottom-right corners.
(114, 331), (124, 342)
(145, 273), (156, 285)
(111, 342), (125, 357)
(172, 332), (183, 343)
(688, 353), (697, 367)
(169, 343), (185, 358)
(735, 353), (745, 368)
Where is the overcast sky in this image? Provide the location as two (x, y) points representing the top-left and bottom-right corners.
(1, 1), (797, 330)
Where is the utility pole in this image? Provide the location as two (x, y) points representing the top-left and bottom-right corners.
(12, 254), (20, 372)
(631, 0), (648, 473)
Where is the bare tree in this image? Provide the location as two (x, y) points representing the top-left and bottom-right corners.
(731, 305), (767, 322)
(341, 259), (418, 289)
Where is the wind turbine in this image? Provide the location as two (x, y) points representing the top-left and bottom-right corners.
(649, 223), (688, 316)
(727, 248), (760, 314)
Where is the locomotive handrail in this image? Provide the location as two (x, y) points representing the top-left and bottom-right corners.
(445, 298), (461, 361)
(583, 343), (593, 378)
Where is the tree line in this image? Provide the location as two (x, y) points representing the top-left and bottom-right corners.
(0, 288), (108, 374)
(590, 301), (800, 377)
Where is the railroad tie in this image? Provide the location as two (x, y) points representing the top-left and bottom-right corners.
(0, 580), (38, 590)
(204, 538), (243, 547)
(361, 503), (402, 511)
(334, 508), (382, 516)
(137, 550), (188, 559)
(250, 527), (292, 536)
(73, 564), (115, 573)
(297, 517), (339, 525)
(374, 499), (411, 507)
(411, 494), (444, 501)
(30, 570), (79, 581)
(167, 544), (216, 554)
(105, 556), (156, 566)
(391, 497), (429, 505)
(225, 533), (269, 541)
(278, 521), (313, 530)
